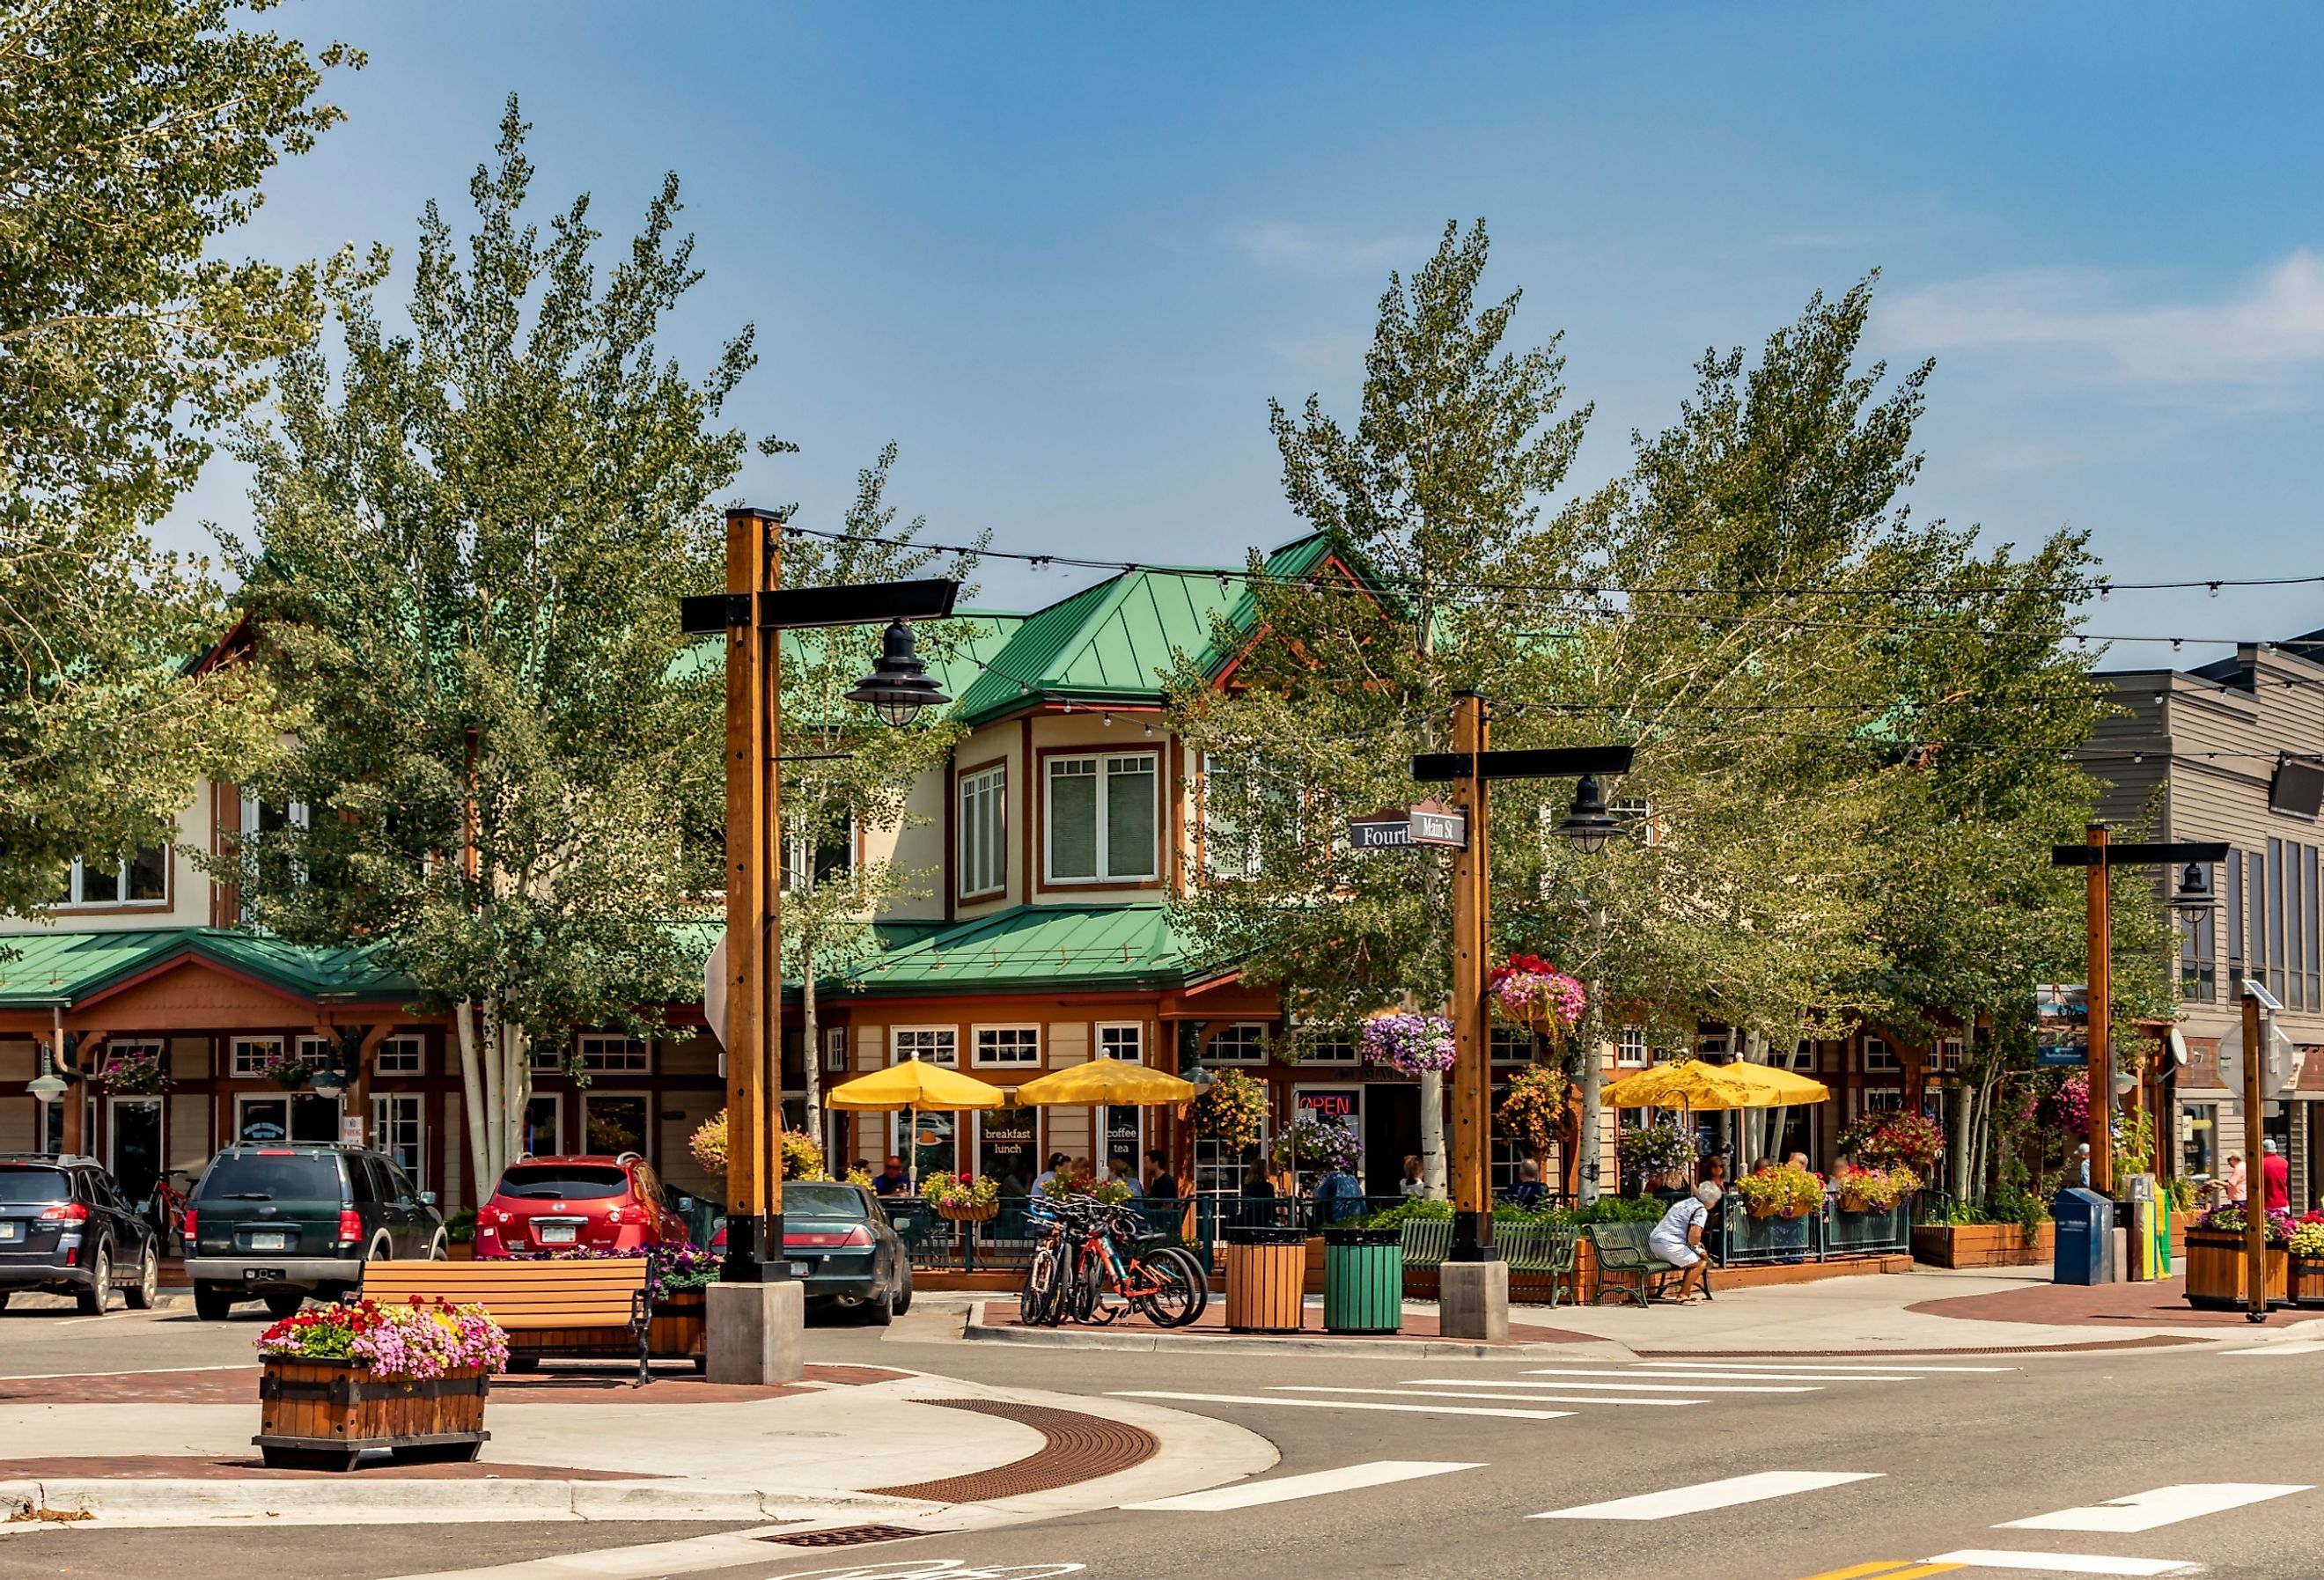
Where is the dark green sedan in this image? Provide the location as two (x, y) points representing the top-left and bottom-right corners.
(712, 1181), (913, 1325)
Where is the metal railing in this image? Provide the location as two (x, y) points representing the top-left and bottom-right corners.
(1712, 1198), (1912, 1267)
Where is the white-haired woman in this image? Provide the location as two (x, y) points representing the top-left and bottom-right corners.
(1648, 1181), (1720, 1304)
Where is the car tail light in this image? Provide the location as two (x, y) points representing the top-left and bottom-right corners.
(784, 1224), (875, 1248)
(181, 1209), (197, 1239)
(38, 1202), (88, 1223)
(605, 1206), (623, 1225)
(337, 1209), (363, 1245)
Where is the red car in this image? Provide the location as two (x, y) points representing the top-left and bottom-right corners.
(474, 1153), (691, 1258)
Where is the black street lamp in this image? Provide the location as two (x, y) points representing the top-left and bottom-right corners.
(843, 621), (951, 726)
(2172, 860), (2220, 923)
(1555, 773), (1619, 856)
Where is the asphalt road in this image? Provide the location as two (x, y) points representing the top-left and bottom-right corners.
(4, 1301), (2320, 1580)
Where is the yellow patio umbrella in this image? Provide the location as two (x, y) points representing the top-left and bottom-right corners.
(1009, 1057), (1196, 1107)
(825, 1058), (1006, 1189)
(1600, 1058), (1831, 1111)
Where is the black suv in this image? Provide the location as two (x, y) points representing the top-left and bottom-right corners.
(185, 1144), (446, 1320)
(0, 1155), (161, 1313)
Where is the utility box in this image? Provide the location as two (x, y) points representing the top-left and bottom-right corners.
(2120, 1174), (2157, 1282)
(2053, 1187), (2115, 1285)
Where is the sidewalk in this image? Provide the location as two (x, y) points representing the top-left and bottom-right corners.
(0, 1359), (1275, 1533)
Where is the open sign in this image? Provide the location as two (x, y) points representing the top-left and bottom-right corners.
(1297, 1089), (1359, 1121)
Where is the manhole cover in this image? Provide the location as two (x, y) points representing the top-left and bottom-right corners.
(866, 1399), (1158, 1503)
(761, 1524), (929, 1547)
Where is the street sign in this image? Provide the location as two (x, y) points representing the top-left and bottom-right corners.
(1348, 811), (1414, 849)
(2034, 984), (2088, 1068)
(1408, 803), (1467, 849)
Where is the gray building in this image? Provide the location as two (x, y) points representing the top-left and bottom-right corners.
(2093, 636), (2324, 1211)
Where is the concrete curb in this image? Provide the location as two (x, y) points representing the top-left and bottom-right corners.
(0, 1476), (930, 1528)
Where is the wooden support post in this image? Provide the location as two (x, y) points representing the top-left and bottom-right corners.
(2086, 822), (2114, 1198)
(1448, 692), (1495, 1261)
(722, 507), (783, 1282)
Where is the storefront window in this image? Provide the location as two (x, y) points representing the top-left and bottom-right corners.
(2181, 1103), (2217, 1179)
(978, 1106), (1039, 1195)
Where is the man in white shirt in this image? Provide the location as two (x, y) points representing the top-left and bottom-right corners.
(1648, 1182), (1719, 1304)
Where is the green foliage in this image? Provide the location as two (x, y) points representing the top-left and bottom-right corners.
(0, 0), (361, 918)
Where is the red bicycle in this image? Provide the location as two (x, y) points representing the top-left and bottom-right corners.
(144, 1170), (190, 1255)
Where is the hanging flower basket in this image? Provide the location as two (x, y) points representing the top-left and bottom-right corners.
(1358, 1013), (1455, 1077)
(1271, 1112), (1361, 1174)
(1616, 1119), (1695, 1183)
(1495, 1066), (1570, 1161)
(1487, 954), (1586, 1041)
(252, 1043), (314, 1090)
(99, 1044), (168, 1094)
(688, 1113), (827, 1181)
(1190, 1069), (1267, 1151)
(922, 1172), (1002, 1222)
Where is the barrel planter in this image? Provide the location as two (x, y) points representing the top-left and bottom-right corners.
(649, 1289), (708, 1370)
(1223, 1226), (1305, 1333)
(1321, 1228), (1403, 1334)
(2291, 1256), (2324, 1310)
(255, 1357), (489, 1471)
(2183, 1230), (2288, 1310)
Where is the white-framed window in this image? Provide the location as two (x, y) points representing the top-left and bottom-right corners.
(824, 1025), (849, 1073)
(1202, 753), (1260, 880)
(104, 1039), (165, 1070)
(1776, 1039), (1817, 1072)
(1097, 1023), (1144, 1063)
(1863, 1037), (1900, 1074)
(1299, 1031), (1357, 1064)
(1491, 1025), (1531, 1064)
(1045, 751), (1159, 884)
(55, 847), (169, 908)
(1937, 1037), (1963, 1074)
(371, 1093), (423, 1178)
(973, 1025), (1041, 1068)
(238, 794), (310, 921)
(1205, 1023), (1268, 1063)
(783, 818), (855, 894)
(1862, 1087), (1904, 1114)
(232, 1036), (287, 1079)
(893, 1026), (958, 1067)
(374, 1035), (423, 1076)
(1616, 1025), (1650, 1068)
(958, 762), (1007, 899)
(538, 1033), (649, 1074)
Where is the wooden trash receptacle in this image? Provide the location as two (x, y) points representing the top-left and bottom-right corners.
(1224, 1226), (1306, 1333)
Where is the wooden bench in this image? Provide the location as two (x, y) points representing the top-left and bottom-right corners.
(361, 1259), (652, 1385)
(1585, 1223), (1680, 1308)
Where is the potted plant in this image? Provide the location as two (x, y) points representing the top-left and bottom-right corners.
(1272, 1112), (1362, 1177)
(1732, 1164), (1821, 1220)
(1834, 1164), (1916, 1212)
(644, 1242), (717, 1366)
(98, 1043), (169, 1094)
(254, 1297), (507, 1470)
(253, 1040), (314, 1090)
(2290, 1216), (2324, 1309)
(923, 1172), (1002, 1223)
(1358, 1012), (1457, 1076)
(1836, 1112), (1944, 1177)
(1487, 955), (1586, 1041)
(1190, 1068), (1268, 1151)
(1615, 1119), (1695, 1191)
(2184, 1203), (2293, 1310)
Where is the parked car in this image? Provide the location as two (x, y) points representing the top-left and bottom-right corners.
(184, 1144), (446, 1320)
(473, 1152), (692, 1259)
(0, 1154), (161, 1314)
(710, 1182), (913, 1324)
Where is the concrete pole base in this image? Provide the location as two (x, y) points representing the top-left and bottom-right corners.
(1438, 1258), (1510, 1341)
(705, 1280), (805, 1385)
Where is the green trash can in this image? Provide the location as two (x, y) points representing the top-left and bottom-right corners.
(1322, 1227), (1403, 1334)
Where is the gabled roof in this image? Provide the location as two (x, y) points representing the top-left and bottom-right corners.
(0, 929), (416, 1010)
(831, 904), (1202, 996)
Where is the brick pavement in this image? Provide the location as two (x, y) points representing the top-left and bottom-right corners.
(1908, 1274), (2313, 1327)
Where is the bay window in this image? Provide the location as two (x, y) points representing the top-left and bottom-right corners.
(1046, 751), (1158, 884)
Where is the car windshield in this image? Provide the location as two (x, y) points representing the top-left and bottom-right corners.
(195, 1155), (342, 1202)
(783, 1183), (867, 1220)
(495, 1165), (629, 1202)
(0, 1168), (69, 1204)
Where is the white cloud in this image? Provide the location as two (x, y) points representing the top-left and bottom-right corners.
(1886, 251), (2324, 395)
(1224, 221), (1420, 276)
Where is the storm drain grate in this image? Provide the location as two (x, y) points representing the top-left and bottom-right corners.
(761, 1524), (929, 1547)
(865, 1398), (1159, 1503)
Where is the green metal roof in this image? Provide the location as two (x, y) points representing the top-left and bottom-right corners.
(832, 904), (1202, 996)
(0, 928), (416, 1010)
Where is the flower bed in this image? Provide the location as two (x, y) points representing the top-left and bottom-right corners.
(253, 1297), (507, 1470)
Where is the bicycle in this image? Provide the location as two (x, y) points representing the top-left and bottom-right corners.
(1063, 1199), (1208, 1328)
(145, 1170), (191, 1256)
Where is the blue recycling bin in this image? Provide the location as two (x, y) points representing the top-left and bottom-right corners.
(2053, 1187), (2114, 1285)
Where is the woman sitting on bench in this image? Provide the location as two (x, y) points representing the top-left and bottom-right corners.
(1647, 1181), (1720, 1304)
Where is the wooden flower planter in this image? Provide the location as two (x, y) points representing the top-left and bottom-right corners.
(2290, 1255), (2324, 1310)
(936, 1201), (1000, 1224)
(649, 1289), (708, 1369)
(255, 1356), (489, 1471)
(1910, 1222), (2054, 1269)
(2183, 1229), (2288, 1310)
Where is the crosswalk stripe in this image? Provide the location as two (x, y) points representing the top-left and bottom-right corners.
(1121, 1459), (1483, 1511)
(1864, 1567), (1963, 1579)
(1499, 1372), (1820, 1393)
(1555, 1367), (1922, 1383)
(1795, 1565), (1935, 1580)
(1922, 1550), (2195, 1575)
(1629, 1360), (2018, 1374)
(1999, 1481), (2312, 1532)
(1110, 1391), (1574, 1421)
(2226, 1339), (2324, 1355)
(1274, 1385), (1701, 1407)
(1530, 1470), (1882, 1520)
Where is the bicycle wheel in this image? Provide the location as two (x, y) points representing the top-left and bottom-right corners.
(1132, 1250), (1204, 1328)
(1070, 1248), (1107, 1324)
(1022, 1240), (1062, 1326)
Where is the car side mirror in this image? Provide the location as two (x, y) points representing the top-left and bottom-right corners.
(677, 1194), (695, 1212)
(420, 1191), (438, 1208)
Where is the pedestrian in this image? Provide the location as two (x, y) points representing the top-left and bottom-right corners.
(1142, 1149), (1180, 1201)
(872, 1155), (909, 1196)
(2261, 1140), (2291, 1213)
(1785, 1151), (1812, 1173)
(1070, 1156), (1095, 1191)
(2224, 1152), (2247, 1206)
(1233, 1157), (1278, 1228)
(1699, 1155), (1729, 1191)
(2074, 1143), (2092, 1190)
(1649, 1181), (1720, 1304)
(1107, 1156), (1144, 1197)
(1399, 1155), (1427, 1198)
(1313, 1157), (1364, 1224)
(1504, 1157), (1547, 1209)
(1030, 1151), (1069, 1199)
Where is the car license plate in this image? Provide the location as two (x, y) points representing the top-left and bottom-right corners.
(250, 1232), (289, 1252)
(536, 1223), (578, 1245)
(0, 1223), (18, 1242)
(788, 1260), (811, 1278)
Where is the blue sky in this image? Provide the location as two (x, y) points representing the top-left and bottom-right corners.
(173, 2), (2324, 648)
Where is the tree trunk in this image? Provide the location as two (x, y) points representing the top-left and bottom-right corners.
(1418, 1069), (1447, 1199)
(504, 1021), (533, 1169)
(478, 996), (504, 1187)
(802, 938), (821, 1162)
(453, 1001), (488, 1202)
(1578, 1000), (1605, 1205)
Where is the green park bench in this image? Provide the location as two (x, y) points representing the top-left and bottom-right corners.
(1586, 1222), (1680, 1308)
(1398, 1216), (1452, 1271)
(1498, 1221), (1579, 1308)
